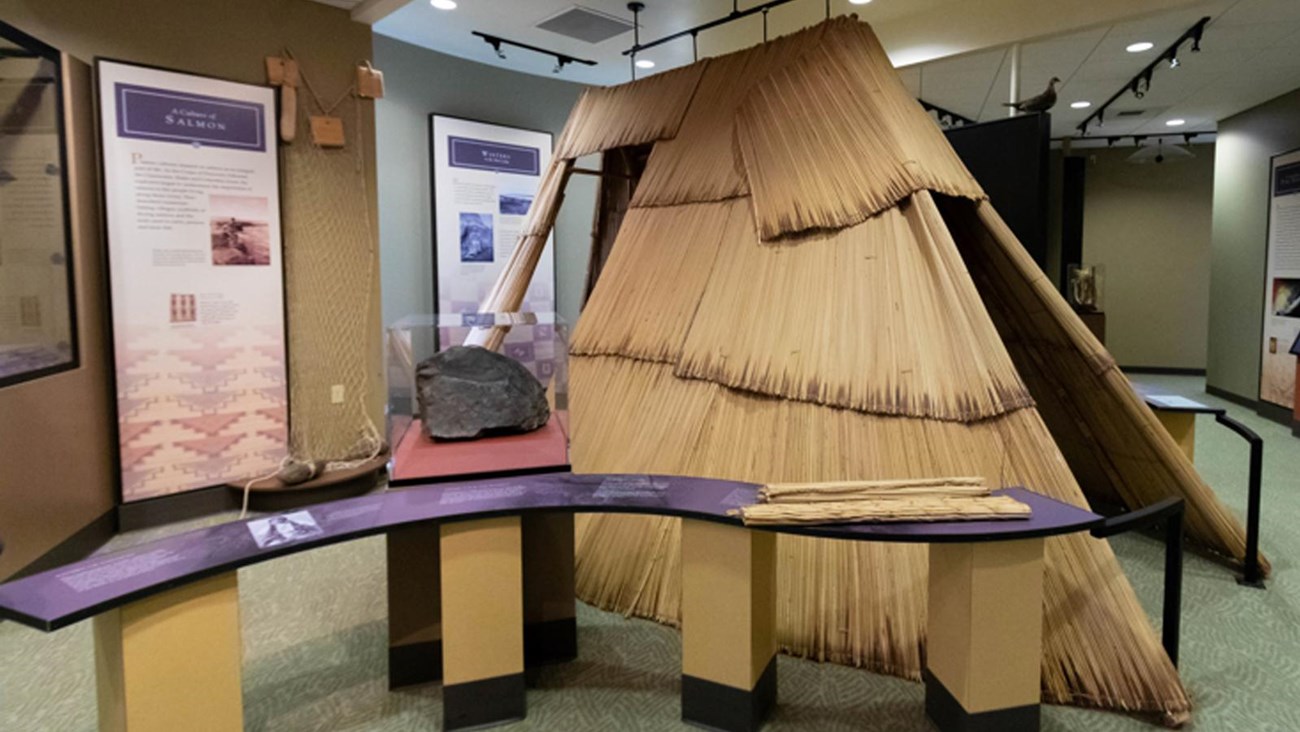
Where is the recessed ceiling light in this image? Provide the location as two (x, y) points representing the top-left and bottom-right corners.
(430, 0), (457, 10)
(1070, 101), (1092, 109)
(1166, 118), (1186, 127)
(635, 59), (655, 69)
(1126, 41), (1154, 53)
(848, 0), (874, 5)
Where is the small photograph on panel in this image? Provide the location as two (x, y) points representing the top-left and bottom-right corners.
(210, 194), (272, 266)
(1273, 278), (1300, 318)
(247, 510), (324, 549)
(459, 212), (494, 262)
(169, 293), (197, 323)
(498, 191), (534, 216)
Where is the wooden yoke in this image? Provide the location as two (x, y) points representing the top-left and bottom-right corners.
(265, 56), (299, 143)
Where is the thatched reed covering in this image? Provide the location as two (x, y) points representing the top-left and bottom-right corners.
(737, 24), (982, 240)
(554, 63), (704, 160)
(474, 15), (1261, 722)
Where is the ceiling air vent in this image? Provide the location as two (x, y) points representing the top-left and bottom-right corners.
(1115, 110), (1146, 118)
(537, 5), (634, 44)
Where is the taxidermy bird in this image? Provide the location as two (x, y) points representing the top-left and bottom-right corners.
(1004, 77), (1060, 113)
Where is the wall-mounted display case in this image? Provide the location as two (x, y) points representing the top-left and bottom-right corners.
(0, 21), (77, 388)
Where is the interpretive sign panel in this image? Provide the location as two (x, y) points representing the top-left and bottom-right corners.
(429, 115), (554, 333)
(1262, 149), (1300, 409)
(97, 60), (287, 502)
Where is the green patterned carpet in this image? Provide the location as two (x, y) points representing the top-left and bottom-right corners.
(1, 376), (1296, 731)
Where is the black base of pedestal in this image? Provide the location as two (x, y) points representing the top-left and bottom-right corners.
(681, 655), (777, 732)
(443, 673), (526, 731)
(388, 639), (442, 690)
(923, 669), (1040, 732)
(525, 616), (578, 668)
(389, 618), (575, 691)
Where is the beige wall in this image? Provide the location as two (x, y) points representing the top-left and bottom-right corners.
(1209, 89), (1300, 401)
(1079, 144), (1215, 370)
(0, 0), (379, 577)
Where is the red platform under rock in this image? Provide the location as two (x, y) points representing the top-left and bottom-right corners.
(390, 412), (569, 483)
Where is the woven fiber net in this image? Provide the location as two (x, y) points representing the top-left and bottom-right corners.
(279, 87), (383, 465)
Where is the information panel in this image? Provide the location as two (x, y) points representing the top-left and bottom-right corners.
(98, 60), (287, 502)
(429, 115), (555, 321)
(1261, 149), (1300, 410)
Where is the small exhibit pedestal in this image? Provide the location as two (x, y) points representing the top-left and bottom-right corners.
(386, 515), (577, 689)
(680, 519), (777, 732)
(93, 573), (242, 732)
(1075, 310), (1106, 345)
(439, 517), (526, 731)
(1155, 410), (1197, 462)
(925, 539), (1045, 730)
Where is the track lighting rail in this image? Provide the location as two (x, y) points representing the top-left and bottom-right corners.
(1076, 16), (1210, 135)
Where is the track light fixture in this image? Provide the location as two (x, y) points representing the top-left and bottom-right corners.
(471, 31), (596, 72)
(1051, 131), (1209, 147)
(624, 0), (801, 61)
(1077, 16), (1209, 135)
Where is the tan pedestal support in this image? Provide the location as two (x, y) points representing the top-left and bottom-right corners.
(94, 573), (242, 732)
(926, 539), (1045, 731)
(387, 514), (575, 690)
(521, 513), (577, 666)
(1155, 410), (1196, 462)
(387, 523), (442, 688)
(681, 519), (777, 732)
(440, 517), (526, 730)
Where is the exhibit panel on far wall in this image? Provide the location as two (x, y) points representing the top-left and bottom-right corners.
(0, 22), (77, 388)
(429, 114), (555, 326)
(97, 59), (288, 502)
(1261, 149), (1300, 410)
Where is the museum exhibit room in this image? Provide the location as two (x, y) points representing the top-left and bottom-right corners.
(3, 0), (1300, 731)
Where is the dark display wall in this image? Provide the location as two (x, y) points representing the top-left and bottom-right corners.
(946, 114), (1052, 269)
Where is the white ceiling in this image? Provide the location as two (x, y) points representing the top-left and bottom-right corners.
(320, 0), (1300, 139)
(904, 0), (1300, 138)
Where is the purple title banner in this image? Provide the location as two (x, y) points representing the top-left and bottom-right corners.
(116, 82), (265, 152)
(1275, 161), (1300, 197)
(449, 136), (540, 176)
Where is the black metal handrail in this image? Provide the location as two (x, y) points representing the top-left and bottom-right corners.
(1213, 413), (1265, 588)
(1091, 497), (1184, 667)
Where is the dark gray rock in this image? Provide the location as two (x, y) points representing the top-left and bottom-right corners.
(416, 345), (551, 441)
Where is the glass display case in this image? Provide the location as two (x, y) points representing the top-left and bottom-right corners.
(1067, 263), (1105, 312)
(386, 312), (569, 485)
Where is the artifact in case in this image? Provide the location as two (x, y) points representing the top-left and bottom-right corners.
(386, 312), (569, 484)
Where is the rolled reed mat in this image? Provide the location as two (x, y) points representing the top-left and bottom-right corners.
(760, 477), (988, 503)
(732, 494), (1031, 526)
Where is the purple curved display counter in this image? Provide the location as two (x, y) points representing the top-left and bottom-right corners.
(0, 473), (1102, 732)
